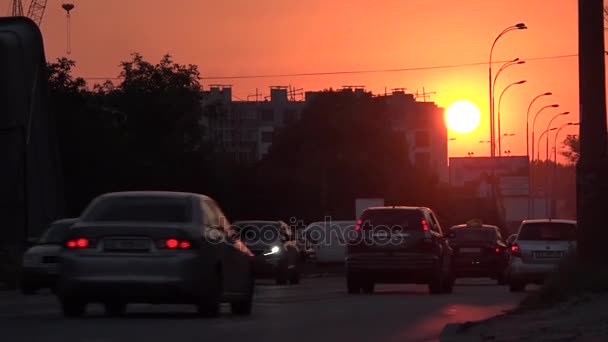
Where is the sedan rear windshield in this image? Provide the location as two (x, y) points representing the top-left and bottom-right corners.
(518, 222), (576, 241)
(82, 196), (192, 223)
(360, 209), (423, 231)
(39, 222), (75, 244)
(450, 228), (496, 241)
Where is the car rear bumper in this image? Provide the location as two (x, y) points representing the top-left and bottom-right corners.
(22, 267), (58, 288)
(251, 255), (283, 277)
(452, 256), (508, 278)
(345, 253), (440, 283)
(58, 251), (216, 302)
(509, 257), (559, 283)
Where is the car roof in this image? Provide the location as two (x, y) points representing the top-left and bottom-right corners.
(450, 224), (498, 229)
(521, 219), (577, 225)
(96, 191), (207, 200)
(233, 220), (282, 225)
(52, 218), (79, 225)
(365, 206), (427, 211)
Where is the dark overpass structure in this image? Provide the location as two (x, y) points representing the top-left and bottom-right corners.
(0, 17), (65, 287)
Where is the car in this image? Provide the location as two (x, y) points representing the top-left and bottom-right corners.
(21, 218), (79, 294)
(506, 233), (518, 246)
(303, 220), (357, 264)
(232, 220), (301, 285)
(56, 191), (255, 318)
(508, 219), (577, 292)
(446, 221), (509, 285)
(345, 206), (453, 295)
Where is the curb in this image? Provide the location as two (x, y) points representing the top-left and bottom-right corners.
(438, 321), (479, 341)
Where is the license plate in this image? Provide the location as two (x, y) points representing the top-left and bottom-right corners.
(460, 248), (481, 253)
(104, 239), (150, 251)
(534, 251), (563, 258)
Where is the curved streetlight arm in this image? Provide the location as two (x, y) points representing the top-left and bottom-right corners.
(532, 104), (560, 141)
(546, 112), (570, 133)
(490, 26), (524, 64)
(537, 127), (558, 161)
(492, 59), (523, 92)
(526, 92), (552, 158)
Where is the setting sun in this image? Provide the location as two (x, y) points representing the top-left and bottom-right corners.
(445, 100), (481, 134)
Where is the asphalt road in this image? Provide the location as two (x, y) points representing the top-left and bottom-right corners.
(0, 277), (528, 342)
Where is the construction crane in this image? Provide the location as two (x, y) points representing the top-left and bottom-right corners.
(10, 1), (48, 26)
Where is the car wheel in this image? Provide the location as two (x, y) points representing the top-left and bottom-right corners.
(497, 273), (508, 286)
(428, 272), (443, 295)
(104, 302), (127, 316)
(20, 283), (37, 295)
(198, 272), (221, 318)
(509, 281), (526, 292)
(61, 297), (86, 318)
(288, 268), (300, 285)
(442, 275), (455, 294)
(275, 266), (288, 285)
(346, 272), (361, 294)
(362, 282), (375, 294)
(231, 275), (254, 316)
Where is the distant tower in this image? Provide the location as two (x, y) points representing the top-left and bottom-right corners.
(62, 2), (75, 54)
(11, 0), (24, 16)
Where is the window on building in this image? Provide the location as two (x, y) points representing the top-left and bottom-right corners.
(415, 131), (430, 147)
(415, 152), (431, 168)
(261, 131), (274, 143)
(260, 108), (274, 121)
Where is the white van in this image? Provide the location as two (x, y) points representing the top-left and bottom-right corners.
(303, 220), (357, 264)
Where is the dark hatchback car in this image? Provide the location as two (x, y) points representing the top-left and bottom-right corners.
(345, 207), (454, 295)
(21, 218), (79, 294)
(447, 223), (509, 284)
(232, 221), (301, 285)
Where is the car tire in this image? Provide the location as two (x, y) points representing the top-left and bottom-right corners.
(104, 302), (127, 316)
(198, 272), (221, 318)
(362, 282), (375, 294)
(231, 279), (254, 316)
(288, 268), (300, 285)
(275, 267), (288, 285)
(61, 297), (86, 318)
(20, 283), (37, 295)
(429, 272), (443, 295)
(497, 273), (508, 286)
(509, 281), (526, 292)
(346, 271), (360, 294)
(442, 276), (455, 294)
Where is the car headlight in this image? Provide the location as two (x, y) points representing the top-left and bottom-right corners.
(263, 246), (281, 256)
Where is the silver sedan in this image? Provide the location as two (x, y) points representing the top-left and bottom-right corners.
(57, 191), (254, 318)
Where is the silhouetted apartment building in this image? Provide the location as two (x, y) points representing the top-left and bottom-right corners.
(200, 85), (306, 163)
(377, 89), (448, 183)
(201, 87), (447, 182)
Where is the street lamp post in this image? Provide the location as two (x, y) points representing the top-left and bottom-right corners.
(488, 23), (527, 158)
(526, 92), (553, 160)
(537, 127), (558, 162)
(537, 127), (558, 217)
(552, 122), (579, 217)
(531, 104), (560, 165)
(497, 80), (526, 156)
(525, 92), (552, 218)
(546, 111), (571, 163)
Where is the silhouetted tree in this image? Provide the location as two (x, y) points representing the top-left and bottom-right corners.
(254, 90), (434, 221)
(560, 134), (580, 164)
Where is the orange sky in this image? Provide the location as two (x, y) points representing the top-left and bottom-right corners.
(8, 0), (586, 160)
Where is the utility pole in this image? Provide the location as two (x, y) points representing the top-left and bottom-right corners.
(577, 0), (608, 263)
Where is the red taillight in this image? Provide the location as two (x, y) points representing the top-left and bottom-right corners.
(421, 219), (430, 231)
(355, 219), (362, 232)
(510, 244), (521, 257)
(495, 247), (501, 253)
(66, 238), (90, 248)
(165, 238), (191, 249)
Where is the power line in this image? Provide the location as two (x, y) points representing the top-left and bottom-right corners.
(81, 53), (578, 81)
